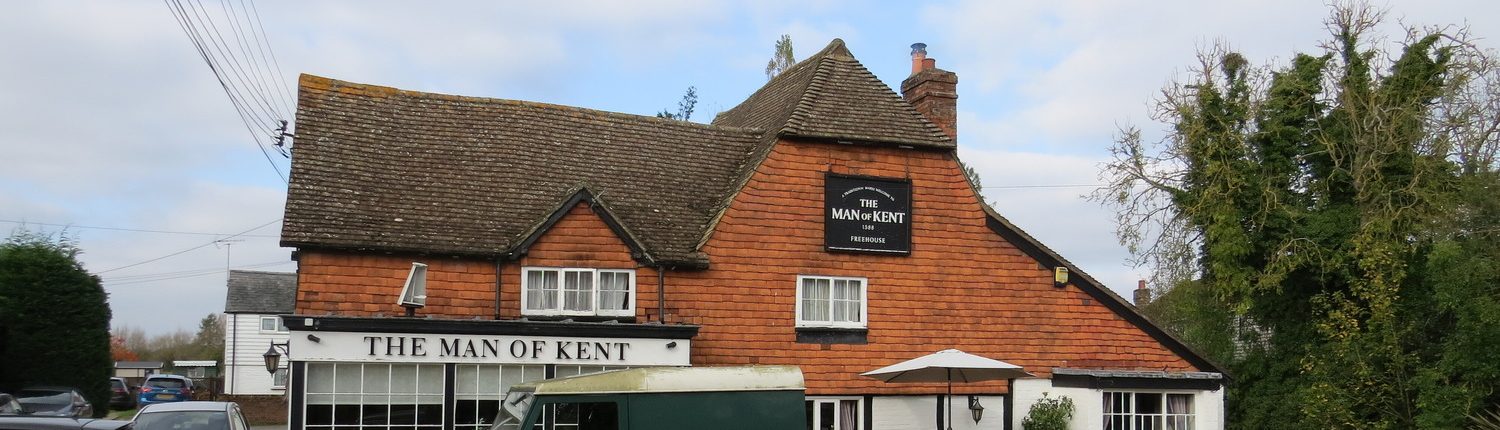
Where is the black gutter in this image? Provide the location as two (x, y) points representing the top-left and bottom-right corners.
(285, 315), (699, 339)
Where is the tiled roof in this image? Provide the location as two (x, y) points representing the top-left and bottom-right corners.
(224, 270), (297, 314)
(114, 361), (164, 369)
(283, 39), (952, 263)
(283, 75), (765, 264)
(714, 39), (953, 149)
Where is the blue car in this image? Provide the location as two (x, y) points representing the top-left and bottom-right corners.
(136, 375), (194, 406)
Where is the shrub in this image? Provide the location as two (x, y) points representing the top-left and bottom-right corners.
(1023, 392), (1075, 430)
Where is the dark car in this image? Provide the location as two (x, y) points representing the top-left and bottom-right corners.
(131, 401), (247, 430)
(15, 387), (93, 418)
(106, 378), (135, 410)
(137, 375), (193, 406)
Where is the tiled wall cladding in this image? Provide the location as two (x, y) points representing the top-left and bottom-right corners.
(294, 139), (1194, 396)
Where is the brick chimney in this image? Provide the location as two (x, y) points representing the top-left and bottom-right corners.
(901, 43), (958, 141)
(1134, 280), (1152, 306)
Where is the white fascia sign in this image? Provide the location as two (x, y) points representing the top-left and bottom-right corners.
(289, 330), (690, 367)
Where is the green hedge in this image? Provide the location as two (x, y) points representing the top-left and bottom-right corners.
(0, 232), (113, 417)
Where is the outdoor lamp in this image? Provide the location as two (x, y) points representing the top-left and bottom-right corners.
(968, 396), (984, 424)
(263, 343), (289, 374)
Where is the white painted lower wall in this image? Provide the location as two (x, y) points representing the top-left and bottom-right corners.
(1010, 378), (1224, 430)
(223, 313), (291, 395)
(872, 395), (1006, 430)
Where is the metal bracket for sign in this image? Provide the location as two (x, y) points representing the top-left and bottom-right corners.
(823, 172), (913, 255)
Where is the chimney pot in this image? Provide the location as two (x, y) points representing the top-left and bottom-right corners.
(910, 43), (928, 75)
(922, 58), (936, 71)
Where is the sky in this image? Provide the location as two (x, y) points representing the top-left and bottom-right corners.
(3, 1), (1498, 335)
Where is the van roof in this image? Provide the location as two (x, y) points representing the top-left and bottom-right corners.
(511, 366), (804, 395)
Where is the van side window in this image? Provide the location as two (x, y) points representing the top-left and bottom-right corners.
(553, 402), (619, 430)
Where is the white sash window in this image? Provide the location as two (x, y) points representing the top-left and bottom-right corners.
(522, 268), (635, 317)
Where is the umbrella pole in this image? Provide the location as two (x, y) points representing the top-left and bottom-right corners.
(946, 369), (953, 430)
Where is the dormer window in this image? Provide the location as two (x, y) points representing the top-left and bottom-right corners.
(521, 267), (635, 318)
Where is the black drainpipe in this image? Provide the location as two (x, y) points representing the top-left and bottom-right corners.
(657, 266), (666, 323)
(494, 257), (504, 320)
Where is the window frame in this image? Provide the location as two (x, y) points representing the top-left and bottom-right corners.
(259, 316), (287, 333)
(520, 267), (636, 318)
(303, 363), (446, 430)
(795, 275), (868, 329)
(1102, 391), (1196, 430)
(805, 396), (864, 430)
(270, 366), (288, 390)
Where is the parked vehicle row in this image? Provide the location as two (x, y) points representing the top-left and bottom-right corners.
(0, 373), (225, 429)
(0, 401), (245, 430)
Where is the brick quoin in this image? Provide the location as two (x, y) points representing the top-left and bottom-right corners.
(293, 141), (1196, 397)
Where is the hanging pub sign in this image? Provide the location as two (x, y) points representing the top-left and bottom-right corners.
(825, 173), (912, 254)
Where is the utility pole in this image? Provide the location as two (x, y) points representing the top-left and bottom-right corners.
(215, 239), (245, 275)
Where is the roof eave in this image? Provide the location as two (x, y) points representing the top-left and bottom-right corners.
(974, 190), (1231, 378)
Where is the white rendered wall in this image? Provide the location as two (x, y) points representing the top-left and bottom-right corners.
(1010, 378), (1224, 430)
(222, 313), (291, 395)
(872, 395), (1006, 430)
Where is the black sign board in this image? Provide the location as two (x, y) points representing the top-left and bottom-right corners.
(825, 174), (912, 254)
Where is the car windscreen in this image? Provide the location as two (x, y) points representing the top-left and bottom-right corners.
(16, 392), (70, 410)
(134, 411), (228, 430)
(490, 391), (534, 430)
(111, 380), (126, 390)
(146, 379), (186, 389)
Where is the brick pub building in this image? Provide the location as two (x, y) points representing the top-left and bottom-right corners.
(277, 40), (1225, 430)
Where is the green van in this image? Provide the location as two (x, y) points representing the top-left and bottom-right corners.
(489, 365), (806, 430)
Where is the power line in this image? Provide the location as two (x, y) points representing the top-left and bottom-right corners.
(103, 260), (293, 286)
(183, 0), (284, 125)
(244, 0), (296, 118)
(215, 0), (288, 120)
(165, 0), (291, 183)
(0, 219), (278, 238)
(233, 0), (295, 118)
(95, 218), (282, 274)
(987, 183), (1104, 190)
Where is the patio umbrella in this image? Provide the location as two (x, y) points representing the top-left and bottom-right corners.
(861, 349), (1032, 430)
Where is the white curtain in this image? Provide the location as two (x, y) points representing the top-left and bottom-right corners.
(802, 279), (830, 322)
(838, 400), (857, 430)
(1166, 394), (1193, 430)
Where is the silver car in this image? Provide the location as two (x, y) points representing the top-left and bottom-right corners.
(130, 402), (248, 430)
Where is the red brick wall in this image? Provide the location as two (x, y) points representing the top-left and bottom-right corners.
(222, 395), (287, 425)
(666, 140), (1193, 395)
(296, 251), (498, 317)
(293, 140), (1196, 397)
(296, 202), (658, 320)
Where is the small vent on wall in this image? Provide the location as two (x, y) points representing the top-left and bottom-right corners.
(398, 262), (428, 312)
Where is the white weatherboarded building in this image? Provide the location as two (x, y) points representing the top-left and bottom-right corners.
(223, 270), (297, 395)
